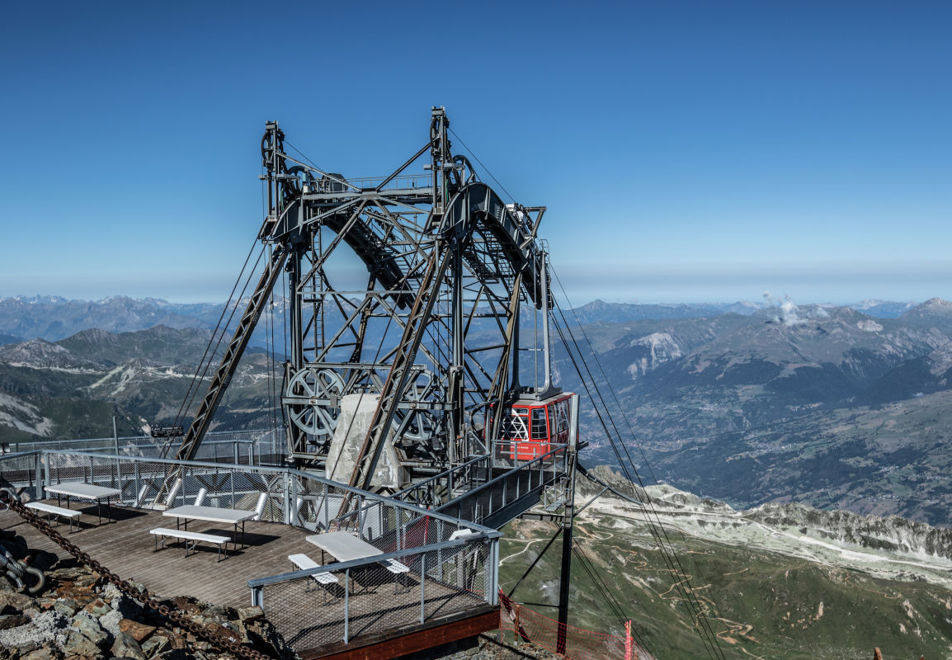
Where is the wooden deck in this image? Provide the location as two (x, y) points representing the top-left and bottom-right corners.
(0, 500), (490, 656)
(0, 501), (310, 608)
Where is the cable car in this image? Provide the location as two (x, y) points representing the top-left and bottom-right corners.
(494, 391), (575, 460)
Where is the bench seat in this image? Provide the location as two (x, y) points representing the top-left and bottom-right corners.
(288, 553), (338, 585)
(150, 527), (231, 561)
(381, 558), (410, 574)
(26, 501), (81, 532)
(380, 558), (411, 594)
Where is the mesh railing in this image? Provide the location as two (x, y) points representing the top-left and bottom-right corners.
(2, 428), (285, 466)
(1, 450), (500, 643)
(393, 453), (493, 507)
(253, 537), (494, 650)
(0, 450), (41, 495)
(0, 449), (501, 654)
(32, 451), (281, 514)
(437, 444), (568, 525)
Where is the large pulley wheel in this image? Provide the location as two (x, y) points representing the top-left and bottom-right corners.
(398, 369), (442, 443)
(284, 368), (346, 438)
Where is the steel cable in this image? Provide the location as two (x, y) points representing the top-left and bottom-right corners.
(549, 297), (725, 659)
(549, 271), (727, 658)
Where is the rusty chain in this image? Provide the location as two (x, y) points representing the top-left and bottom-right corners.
(0, 490), (272, 660)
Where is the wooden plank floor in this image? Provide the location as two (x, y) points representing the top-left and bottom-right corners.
(0, 501), (485, 655)
(0, 502), (312, 608)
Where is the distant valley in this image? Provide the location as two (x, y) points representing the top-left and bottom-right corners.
(2, 294), (952, 530)
(558, 297), (952, 527)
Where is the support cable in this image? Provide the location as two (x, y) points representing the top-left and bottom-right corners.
(164, 237), (261, 455)
(447, 128), (516, 204)
(173, 245), (266, 437)
(550, 309), (725, 659)
(572, 545), (652, 652)
(549, 271), (726, 658)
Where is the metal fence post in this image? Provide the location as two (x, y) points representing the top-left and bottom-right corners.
(344, 569), (350, 643)
(437, 520), (444, 581)
(182, 467), (189, 504)
(420, 553), (426, 624)
(323, 483), (329, 530)
(283, 471), (292, 524)
(134, 461), (140, 507)
(289, 474), (299, 526)
(34, 453), (43, 500)
(357, 496), (364, 539)
(487, 539), (499, 605)
(398, 511), (404, 552)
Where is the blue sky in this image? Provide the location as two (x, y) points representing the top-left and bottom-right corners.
(1, 1), (950, 305)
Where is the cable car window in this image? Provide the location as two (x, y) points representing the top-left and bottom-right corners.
(502, 409), (528, 441)
(531, 408), (548, 440)
(554, 401), (568, 434)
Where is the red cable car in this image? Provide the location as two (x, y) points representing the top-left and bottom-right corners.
(495, 391), (575, 460)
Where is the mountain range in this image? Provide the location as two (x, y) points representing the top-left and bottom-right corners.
(3, 294), (952, 530)
(0, 325), (276, 442)
(555, 297), (952, 527)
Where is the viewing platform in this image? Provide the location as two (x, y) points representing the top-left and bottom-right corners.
(0, 450), (501, 658)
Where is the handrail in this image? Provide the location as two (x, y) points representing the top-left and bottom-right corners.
(0, 450), (41, 461)
(393, 453), (491, 500)
(438, 444), (567, 512)
(247, 533), (497, 589)
(284, 467), (496, 534)
(37, 450), (497, 536)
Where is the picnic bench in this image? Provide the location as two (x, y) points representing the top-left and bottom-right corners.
(25, 501), (81, 533)
(150, 527), (231, 561)
(43, 482), (121, 525)
(305, 531), (411, 594)
(162, 504), (257, 550)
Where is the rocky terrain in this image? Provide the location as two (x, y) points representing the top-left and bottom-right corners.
(0, 531), (294, 660)
(500, 468), (952, 659)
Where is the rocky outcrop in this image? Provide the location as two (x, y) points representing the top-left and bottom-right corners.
(0, 538), (297, 660)
(747, 501), (952, 559)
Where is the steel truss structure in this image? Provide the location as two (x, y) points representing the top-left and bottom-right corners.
(164, 108), (561, 499)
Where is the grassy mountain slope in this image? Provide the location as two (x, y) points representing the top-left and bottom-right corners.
(500, 472), (952, 659)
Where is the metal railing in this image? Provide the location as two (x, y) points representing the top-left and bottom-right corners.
(1, 428), (285, 467)
(438, 444), (568, 526)
(394, 453), (493, 506)
(249, 525), (497, 649)
(0, 449), (500, 654)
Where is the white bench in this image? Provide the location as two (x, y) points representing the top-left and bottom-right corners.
(288, 554), (338, 584)
(26, 501), (81, 533)
(150, 528), (231, 562)
(380, 558), (410, 593)
(381, 558), (410, 575)
(289, 553), (338, 602)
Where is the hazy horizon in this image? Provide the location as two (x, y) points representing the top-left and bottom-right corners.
(0, 291), (943, 309)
